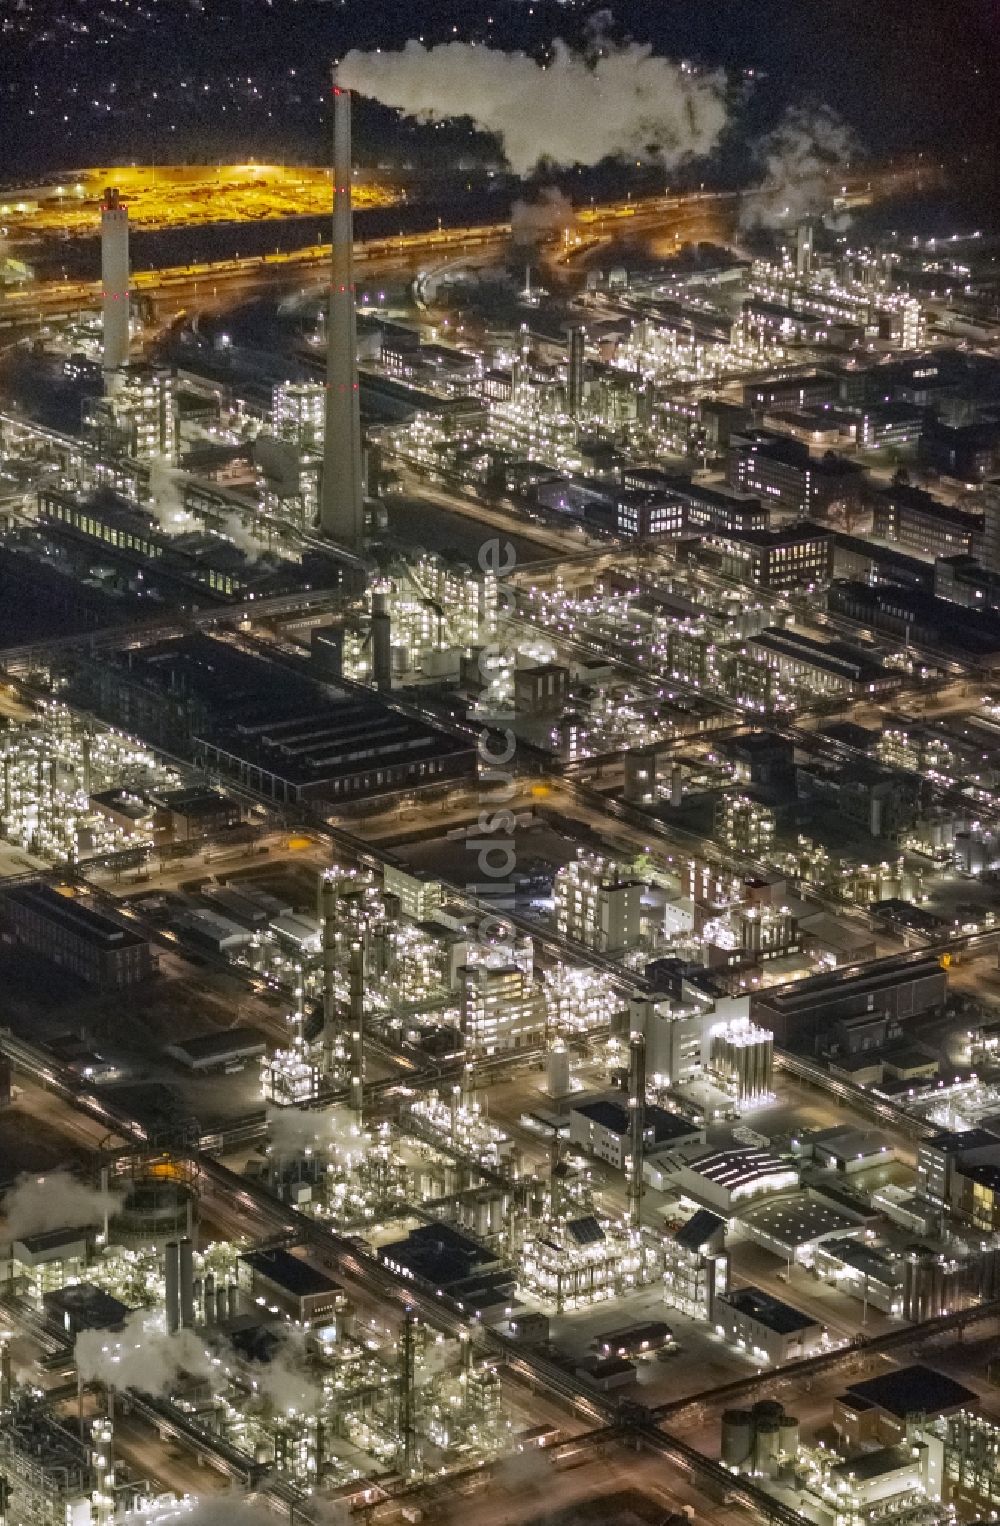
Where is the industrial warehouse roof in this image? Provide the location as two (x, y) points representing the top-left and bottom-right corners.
(718, 1285), (818, 1335)
(165, 1027), (266, 1068)
(242, 1248), (339, 1298)
(749, 627), (887, 686)
(818, 1238), (900, 1286)
(113, 633), (473, 794)
(682, 1146), (795, 1191)
(739, 1194), (859, 1249)
(571, 1097), (698, 1144)
(925, 1127), (1000, 1155)
(673, 1209), (725, 1252)
(812, 1126), (895, 1163)
(14, 1226), (92, 1257)
(380, 1222), (501, 1290)
(43, 1283), (131, 1333)
(2, 883), (147, 950)
(840, 1365), (977, 1420)
(753, 954), (946, 1015)
(830, 1446), (916, 1484)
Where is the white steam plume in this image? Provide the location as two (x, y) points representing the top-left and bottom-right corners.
(266, 1104), (371, 1164)
(216, 513), (261, 565)
(75, 1309), (217, 1396)
(511, 187), (575, 245)
(2, 1170), (124, 1241)
(743, 104), (862, 229)
(148, 459), (198, 538)
(265, 1104), (329, 1156)
(339, 40), (729, 175)
(246, 1328), (322, 1416)
(414, 1334), (457, 1390)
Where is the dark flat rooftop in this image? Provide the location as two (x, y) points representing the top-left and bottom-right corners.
(720, 1284), (818, 1335)
(3, 883), (147, 950)
(841, 1364), (977, 1419)
(242, 1247), (339, 1299)
(674, 1208), (726, 1253)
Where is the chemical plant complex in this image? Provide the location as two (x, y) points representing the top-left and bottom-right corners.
(3, 27), (1000, 1526)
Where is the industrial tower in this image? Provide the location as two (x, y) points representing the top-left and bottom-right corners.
(321, 71), (365, 548)
(100, 188), (130, 385)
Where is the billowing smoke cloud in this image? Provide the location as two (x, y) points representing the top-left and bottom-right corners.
(75, 1309), (217, 1396)
(245, 1328), (322, 1416)
(266, 1104), (370, 1164)
(339, 40), (729, 175)
(743, 104), (862, 228)
(216, 513), (261, 565)
(511, 187), (575, 245)
(414, 1335), (457, 1390)
(2, 1170), (123, 1241)
(148, 459), (198, 537)
(266, 1104), (328, 1156)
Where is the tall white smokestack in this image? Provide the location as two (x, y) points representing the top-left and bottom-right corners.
(100, 187), (130, 385)
(321, 70), (365, 548)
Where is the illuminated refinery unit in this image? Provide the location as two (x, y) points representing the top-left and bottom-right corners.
(5, 22), (1000, 1526)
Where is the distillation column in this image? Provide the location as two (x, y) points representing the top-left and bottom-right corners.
(321, 875), (339, 1075)
(628, 1032), (646, 1231)
(349, 938), (365, 1125)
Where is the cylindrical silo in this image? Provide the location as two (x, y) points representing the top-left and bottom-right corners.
(721, 1410), (754, 1470)
(754, 1419), (781, 1476)
(547, 1043), (571, 1098)
(752, 1400), (784, 1426)
(779, 1416), (799, 1459)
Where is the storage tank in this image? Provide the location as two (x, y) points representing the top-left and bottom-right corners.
(752, 1400), (784, 1426)
(111, 1175), (196, 1250)
(778, 1417), (799, 1459)
(754, 1420), (781, 1477)
(547, 1043), (571, 1098)
(721, 1410), (754, 1469)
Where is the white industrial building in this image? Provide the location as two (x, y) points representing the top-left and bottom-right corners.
(653, 1144), (799, 1215)
(554, 851), (644, 954)
(713, 1284), (824, 1365)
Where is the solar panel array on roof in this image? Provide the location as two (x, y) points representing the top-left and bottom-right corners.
(567, 1215), (605, 1246)
(674, 1208), (725, 1252)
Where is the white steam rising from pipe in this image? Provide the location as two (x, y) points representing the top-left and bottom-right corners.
(743, 104), (862, 228)
(265, 1104), (371, 1164)
(148, 459), (199, 538)
(339, 40), (729, 174)
(511, 187), (576, 245)
(246, 1328), (323, 1416)
(75, 1309), (217, 1396)
(2, 1170), (124, 1241)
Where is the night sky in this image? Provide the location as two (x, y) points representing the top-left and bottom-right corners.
(1, 0), (998, 203)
